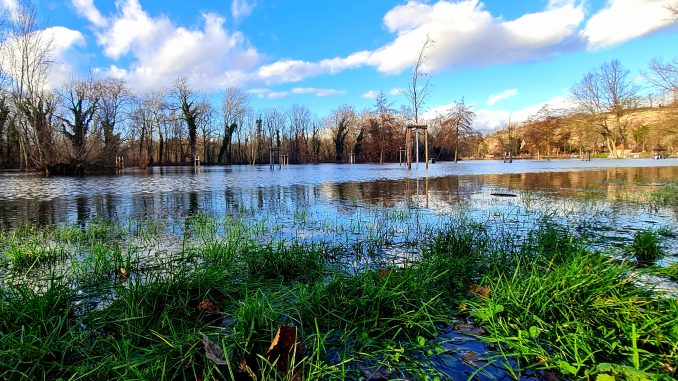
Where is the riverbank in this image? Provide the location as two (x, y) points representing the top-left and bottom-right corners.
(1, 215), (676, 380)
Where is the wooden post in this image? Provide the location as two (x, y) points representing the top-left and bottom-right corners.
(406, 128), (411, 170)
(424, 128), (429, 170)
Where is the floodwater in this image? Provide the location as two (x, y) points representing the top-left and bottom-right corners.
(1, 159), (677, 259)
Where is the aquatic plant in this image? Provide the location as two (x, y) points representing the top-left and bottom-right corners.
(631, 229), (664, 263)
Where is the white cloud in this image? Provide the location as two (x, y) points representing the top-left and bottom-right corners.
(255, 51), (370, 85)
(252, 0), (586, 85)
(425, 95), (574, 131)
(77, 0), (261, 91)
(292, 87), (346, 97)
(71, 0), (107, 27)
(248, 87), (345, 99)
(362, 90), (379, 99)
(231, 0), (255, 22)
(388, 88), (401, 96)
(486, 88), (518, 106)
(0, 25), (86, 89)
(1, 0), (18, 20)
(581, 0), (677, 49)
(369, 0), (585, 74)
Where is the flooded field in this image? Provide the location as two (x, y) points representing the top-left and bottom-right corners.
(1, 159), (677, 380)
(2, 159), (677, 260)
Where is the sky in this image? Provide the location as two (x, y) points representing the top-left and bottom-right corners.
(2, 0), (677, 129)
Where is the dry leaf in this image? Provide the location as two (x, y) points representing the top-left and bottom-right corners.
(267, 326), (302, 380)
(236, 359), (257, 381)
(118, 267), (127, 279)
(198, 299), (221, 315)
(467, 284), (491, 298)
(377, 268), (393, 278)
(201, 333), (227, 365)
(660, 363), (675, 373)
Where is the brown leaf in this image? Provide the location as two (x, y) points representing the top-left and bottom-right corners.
(660, 363), (675, 373)
(377, 268), (393, 278)
(201, 333), (227, 366)
(198, 299), (221, 315)
(267, 326), (303, 380)
(235, 359), (257, 381)
(118, 267), (127, 279)
(462, 351), (479, 362)
(467, 284), (491, 298)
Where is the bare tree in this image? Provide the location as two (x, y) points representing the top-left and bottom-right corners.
(330, 105), (355, 162)
(218, 87), (250, 163)
(400, 36), (433, 124)
(172, 77), (202, 164)
(642, 57), (678, 104)
(4, 0), (56, 171)
(96, 77), (130, 166)
(288, 104), (311, 163)
(570, 60), (638, 158)
(522, 104), (561, 160)
(57, 78), (100, 168)
(399, 35), (433, 164)
(436, 98), (476, 162)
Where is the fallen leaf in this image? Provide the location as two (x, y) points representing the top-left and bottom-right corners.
(201, 333), (227, 366)
(118, 267), (127, 279)
(462, 351), (479, 362)
(377, 268), (393, 278)
(236, 359), (257, 381)
(267, 326), (303, 380)
(198, 299), (221, 315)
(660, 363), (675, 373)
(467, 284), (491, 298)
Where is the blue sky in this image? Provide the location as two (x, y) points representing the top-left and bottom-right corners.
(4, 0), (678, 128)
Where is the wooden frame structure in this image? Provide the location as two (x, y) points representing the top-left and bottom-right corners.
(269, 147), (281, 169)
(405, 124), (428, 170)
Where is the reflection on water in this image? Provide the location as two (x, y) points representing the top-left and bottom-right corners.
(1, 160), (677, 258)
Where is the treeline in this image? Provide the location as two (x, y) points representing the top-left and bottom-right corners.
(484, 59), (678, 159)
(1, 2), (677, 174)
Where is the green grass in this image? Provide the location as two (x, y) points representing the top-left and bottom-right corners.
(466, 232), (678, 379)
(631, 229), (664, 263)
(0, 217), (676, 380)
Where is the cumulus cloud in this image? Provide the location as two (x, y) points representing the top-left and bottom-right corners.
(362, 90), (379, 99)
(292, 87), (346, 97)
(231, 0), (255, 22)
(370, 0), (585, 74)
(65, 0), (677, 92)
(388, 88), (401, 96)
(72, 0), (261, 91)
(486, 88), (518, 106)
(249, 87), (345, 99)
(253, 0), (586, 84)
(255, 51), (370, 85)
(425, 95), (574, 131)
(0, 24), (86, 88)
(581, 0), (677, 49)
(71, 0), (107, 27)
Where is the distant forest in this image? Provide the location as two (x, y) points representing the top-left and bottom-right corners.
(1, 2), (677, 174)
